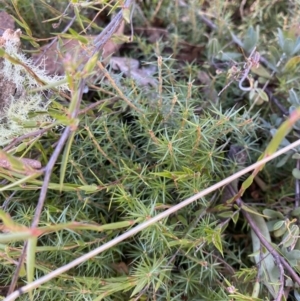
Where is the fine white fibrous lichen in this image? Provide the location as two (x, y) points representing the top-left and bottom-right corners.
(0, 29), (68, 146)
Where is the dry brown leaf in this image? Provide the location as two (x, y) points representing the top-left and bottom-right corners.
(110, 56), (157, 87)
(31, 21), (125, 76)
(175, 41), (204, 63)
(134, 27), (168, 43)
(197, 71), (218, 104)
(0, 11), (15, 35)
(0, 156), (41, 171)
(111, 261), (129, 275)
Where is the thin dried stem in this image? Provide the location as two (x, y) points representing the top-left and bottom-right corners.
(5, 138), (300, 301)
(7, 0), (135, 295)
(34, 3), (75, 65)
(235, 194), (300, 286)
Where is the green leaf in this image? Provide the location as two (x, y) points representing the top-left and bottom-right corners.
(283, 38), (295, 55)
(269, 45), (281, 61)
(241, 204), (266, 217)
(11, 15), (31, 33)
(10, 1), (39, 48)
(19, 263), (26, 277)
(215, 52), (242, 61)
(282, 249), (300, 260)
(281, 249), (300, 267)
(83, 52), (99, 75)
(60, 131), (76, 192)
(291, 207), (300, 217)
(283, 56), (300, 72)
(74, 7), (85, 32)
(288, 89), (300, 106)
(277, 153), (292, 167)
(27, 237), (38, 301)
(17, 34), (39, 48)
(0, 209), (16, 227)
(218, 211), (234, 218)
(15, 143), (28, 153)
(273, 220), (285, 231)
(252, 281), (260, 298)
(263, 209), (284, 219)
(47, 110), (72, 124)
(293, 38), (300, 54)
(292, 153), (300, 159)
(277, 28), (285, 49)
(256, 89), (269, 102)
(273, 221), (286, 238)
(266, 220), (279, 232)
(243, 25), (259, 51)
(251, 88), (269, 105)
(240, 174), (255, 194)
(212, 229), (223, 256)
(281, 225), (299, 249)
(177, 215), (188, 226)
(251, 64), (272, 79)
(122, 7), (131, 23)
(59, 32), (89, 44)
(231, 211), (239, 224)
(0, 232), (32, 243)
(293, 168), (300, 180)
(0, 173), (42, 192)
(78, 184), (99, 192)
(270, 128), (291, 147)
(207, 38), (220, 59)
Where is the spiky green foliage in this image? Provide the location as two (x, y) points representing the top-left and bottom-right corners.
(1, 1), (300, 301)
(1, 75), (259, 300)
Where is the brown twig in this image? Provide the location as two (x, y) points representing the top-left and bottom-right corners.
(7, 0), (135, 296)
(265, 88), (289, 115)
(1, 191), (17, 210)
(5, 140), (300, 301)
(238, 47), (260, 91)
(6, 126), (72, 295)
(295, 159), (300, 208)
(225, 184), (298, 298)
(34, 3), (75, 66)
(78, 96), (119, 115)
(234, 192), (300, 286)
(3, 127), (51, 152)
(275, 260), (285, 301)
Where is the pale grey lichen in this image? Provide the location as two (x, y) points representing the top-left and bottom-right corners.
(0, 29), (68, 146)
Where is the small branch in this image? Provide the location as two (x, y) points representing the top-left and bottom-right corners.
(295, 159), (300, 208)
(92, 0), (135, 54)
(7, 126), (72, 295)
(1, 191), (17, 210)
(167, 193), (218, 266)
(225, 183), (289, 298)
(4, 139), (300, 301)
(265, 88), (289, 116)
(7, 0), (135, 296)
(198, 14), (217, 30)
(34, 3), (75, 65)
(274, 260), (285, 301)
(78, 96), (120, 115)
(235, 195), (300, 286)
(3, 127), (52, 152)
